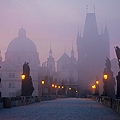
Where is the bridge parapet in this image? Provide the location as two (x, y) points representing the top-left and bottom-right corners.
(0, 95), (57, 109)
(92, 95), (120, 115)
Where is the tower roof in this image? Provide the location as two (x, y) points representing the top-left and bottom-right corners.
(57, 52), (70, 62)
(6, 28), (37, 53)
(83, 13), (98, 38)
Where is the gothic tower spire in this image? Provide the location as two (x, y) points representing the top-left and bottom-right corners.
(71, 42), (74, 59)
(49, 42), (52, 57)
(0, 50), (2, 64)
(83, 12), (98, 38)
(104, 24), (110, 58)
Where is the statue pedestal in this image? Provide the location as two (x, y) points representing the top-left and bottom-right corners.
(116, 71), (120, 99)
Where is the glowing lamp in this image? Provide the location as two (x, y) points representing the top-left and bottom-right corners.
(92, 85), (96, 89)
(21, 74), (25, 80)
(96, 80), (99, 85)
(55, 85), (57, 88)
(69, 87), (72, 90)
(52, 84), (55, 88)
(104, 74), (108, 80)
(42, 80), (45, 85)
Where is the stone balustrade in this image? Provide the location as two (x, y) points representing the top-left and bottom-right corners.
(92, 95), (120, 115)
(0, 95), (57, 109)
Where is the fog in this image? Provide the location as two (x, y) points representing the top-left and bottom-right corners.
(0, 0), (120, 63)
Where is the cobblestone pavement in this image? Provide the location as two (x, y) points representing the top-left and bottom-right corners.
(0, 98), (120, 120)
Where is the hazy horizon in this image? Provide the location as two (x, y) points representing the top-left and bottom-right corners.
(0, 0), (120, 64)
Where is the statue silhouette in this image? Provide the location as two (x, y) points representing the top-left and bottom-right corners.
(115, 46), (120, 69)
(103, 58), (115, 98)
(115, 46), (120, 98)
(22, 62), (34, 96)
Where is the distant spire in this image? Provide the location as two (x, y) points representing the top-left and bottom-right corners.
(71, 42), (74, 58)
(86, 5), (88, 13)
(100, 25), (103, 35)
(72, 41), (73, 50)
(94, 5), (95, 13)
(104, 19), (108, 34)
(77, 26), (80, 38)
(0, 50), (2, 62)
(50, 41), (51, 50)
(49, 41), (52, 57)
(104, 25), (109, 37)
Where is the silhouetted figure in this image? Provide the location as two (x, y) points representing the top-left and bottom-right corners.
(103, 58), (115, 98)
(115, 46), (120, 98)
(21, 62), (34, 96)
(115, 46), (120, 69)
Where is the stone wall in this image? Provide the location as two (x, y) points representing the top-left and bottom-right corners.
(92, 95), (120, 115)
(0, 95), (57, 109)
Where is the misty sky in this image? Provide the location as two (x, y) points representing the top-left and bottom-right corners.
(0, 0), (120, 64)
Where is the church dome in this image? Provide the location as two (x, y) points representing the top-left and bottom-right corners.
(6, 28), (37, 53)
(5, 28), (40, 69)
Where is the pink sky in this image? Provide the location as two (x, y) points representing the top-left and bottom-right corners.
(0, 0), (120, 64)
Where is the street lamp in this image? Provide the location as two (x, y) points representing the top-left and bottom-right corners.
(52, 84), (55, 88)
(95, 80), (99, 95)
(69, 87), (72, 90)
(62, 86), (64, 89)
(96, 80), (99, 85)
(21, 74), (25, 80)
(58, 85), (60, 89)
(42, 80), (45, 85)
(92, 85), (96, 89)
(104, 74), (108, 80)
(103, 74), (108, 96)
(55, 85), (57, 88)
(21, 74), (26, 96)
(41, 80), (45, 96)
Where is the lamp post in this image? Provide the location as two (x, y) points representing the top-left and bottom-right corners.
(21, 74), (26, 96)
(95, 80), (99, 95)
(41, 80), (45, 96)
(91, 84), (96, 95)
(103, 74), (108, 96)
(51, 83), (55, 95)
